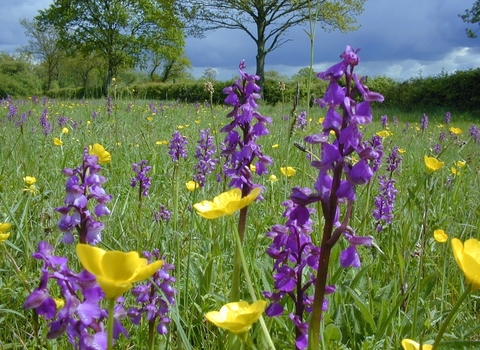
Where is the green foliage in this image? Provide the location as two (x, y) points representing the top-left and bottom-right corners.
(0, 54), (42, 98)
(36, 0), (186, 93)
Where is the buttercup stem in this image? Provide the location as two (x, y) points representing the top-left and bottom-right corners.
(230, 216), (276, 350)
(106, 298), (116, 350)
(432, 284), (471, 349)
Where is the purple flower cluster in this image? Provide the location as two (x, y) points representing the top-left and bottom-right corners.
(24, 241), (127, 349)
(57, 115), (70, 127)
(40, 108), (53, 136)
(380, 115), (388, 128)
(168, 131), (188, 162)
(420, 113), (428, 131)
(193, 129), (218, 187)
(55, 147), (112, 244)
(264, 190), (335, 349)
(154, 204), (171, 222)
(373, 147), (402, 231)
(220, 60), (273, 190)
(295, 110), (307, 131)
(130, 160), (152, 197)
(445, 111), (451, 124)
(373, 176), (398, 231)
(106, 96), (113, 115)
(128, 249), (176, 335)
(469, 125), (480, 144)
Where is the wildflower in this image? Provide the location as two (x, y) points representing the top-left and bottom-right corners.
(56, 147), (112, 244)
(220, 60), (272, 190)
(272, 144), (279, 148)
(168, 131), (188, 162)
(449, 127), (462, 135)
(373, 176), (398, 231)
(420, 113), (428, 131)
(153, 204), (171, 222)
(128, 249), (176, 335)
(193, 187), (261, 219)
(439, 132), (446, 142)
(445, 111), (451, 124)
(76, 244), (163, 300)
(401, 339), (433, 350)
(376, 130), (392, 138)
(130, 160), (152, 197)
(61, 127), (69, 134)
(269, 174), (278, 183)
(434, 229), (448, 243)
(0, 223), (11, 243)
(23, 176), (37, 185)
(469, 125), (480, 144)
(250, 164), (256, 173)
(398, 148), (406, 154)
(40, 108), (53, 136)
(186, 180), (200, 191)
(451, 238), (480, 291)
(451, 167), (461, 176)
(280, 167), (296, 177)
(205, 300), (267, 336)
(89, 143), (111, 164)
(53, 137), (63, 146)
(455, 160), (466, 168)
(424, 155), (444, 174)
(380, 115), (388, 128)
(193, 129), (218, 187)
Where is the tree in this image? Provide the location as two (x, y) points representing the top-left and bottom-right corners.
(460, 1), (480, 38)
(36, 0), (185, 94)
(201, 67), (218, 80)
(19, 18), (63, 91)
(183, 0), (365, 87)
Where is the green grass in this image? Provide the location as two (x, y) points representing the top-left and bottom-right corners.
(1, 97), (480, 349)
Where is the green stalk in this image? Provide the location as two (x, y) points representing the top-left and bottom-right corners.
(432, 284), (472, 349)
(172, 162), (179, 232)
(106, 298), (116, 350)
(229, 216), (276, 350)
(147, 319), (155, 350)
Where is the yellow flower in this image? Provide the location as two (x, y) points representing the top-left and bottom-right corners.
(401, 339), (433, 350)
(249, 164), (256, 173)
(449, 127), (462, 135)
(146, 117), (153, 122)
(193, 187), (261, 219)
(398, 148), (406, 154)
(434, 229), (448, 243)
(89, 143), (111, 164)
(186, 181), (200, 191)
(205, 300), (267, 335)
(269, 174), (278, 183)
(280, 166), (296, 177)
(424, 155), (444, 174)
(61, 127), (69, 134)
(54, 298), (65, 309)
(23, 176), (37, 185)
(53, 137), (63, 146)
(450, 167), (460, 176)
(455, 160), (466, 168)
(0, 223), (11, 243)
(76, 244), (163, 299)
(318, 117), (325, 124)
(376, 130), (392, 138)
(156, 140), (169, 145)
(451, 238), (480, 291)
(272, 144), (279, 148)
(87, 120), (91, 125)
(23, 184), (39, 195)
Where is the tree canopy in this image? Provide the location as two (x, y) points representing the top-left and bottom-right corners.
(36, 0), (186, 94)
(460, 0), (480, 38)
(183, 0), (365, 87)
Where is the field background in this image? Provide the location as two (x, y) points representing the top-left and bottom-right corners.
(1, 95), (480, 349)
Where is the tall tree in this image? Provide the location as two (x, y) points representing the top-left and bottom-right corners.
(19, 18), (63, 91)
(36, 0), (185, 94)
(183, 0), (365, 87)
(460, 1), (480, 38)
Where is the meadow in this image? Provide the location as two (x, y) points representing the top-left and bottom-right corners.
(1, 68), (480, 349)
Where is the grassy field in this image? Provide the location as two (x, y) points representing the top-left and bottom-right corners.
(1, 93), (480, 349)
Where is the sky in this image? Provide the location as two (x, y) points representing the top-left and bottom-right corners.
(1, 0), (479, 82)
